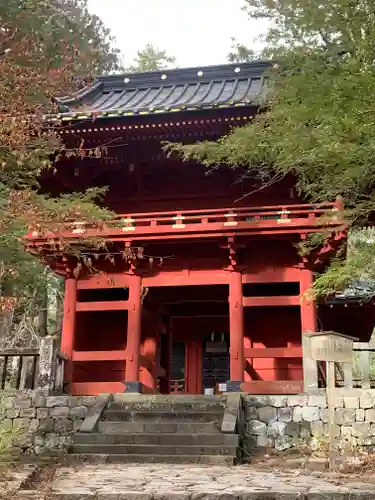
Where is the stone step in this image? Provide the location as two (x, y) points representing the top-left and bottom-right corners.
(71, 443), (238, 456)
(107, 401), (225, 412)
(68, 453), (235, 465)
(112, 394), (224, 405)
(98, 421), (222, 434)
(73, 432), (239, 446)
(103, 410), (223, 422)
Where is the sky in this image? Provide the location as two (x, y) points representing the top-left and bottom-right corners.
(87, 0), (268, 68)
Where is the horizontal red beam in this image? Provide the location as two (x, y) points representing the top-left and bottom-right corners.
(70, 381), (126, 395)
(77, 267), (303, 290)
(243, 296), (300, 307)
(72, 350), (127, 362)
(240, 380), (303, 395)
(244, 347), (302, 358)
(144, 269), (229, 287)
(76, 301), (129, 312)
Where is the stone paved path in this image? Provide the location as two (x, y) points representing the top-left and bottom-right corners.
(41, 463), (375, 499)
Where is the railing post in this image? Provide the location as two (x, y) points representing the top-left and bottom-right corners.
(37, 336), (57, 393)
(300, 269), (319, 392)
(343, 363), (353, 388)
(302, 333), (319, 392)
(355, 342), (370, 389)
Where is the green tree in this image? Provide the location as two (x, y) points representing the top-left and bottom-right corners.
(0, 0), (120, 339)
(169, 0), (375, 296)
(127, 43), (176, 72)
(228, 37), (255, 63)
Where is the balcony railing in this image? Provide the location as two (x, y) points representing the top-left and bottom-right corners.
(27, 202), (344, 242)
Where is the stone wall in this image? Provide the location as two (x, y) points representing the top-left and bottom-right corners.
(0, 392), (100, 457)
(244, 390), (375, 454)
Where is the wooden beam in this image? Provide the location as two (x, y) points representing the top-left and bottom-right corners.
(70, 381), (126, 395)
(244, 347), (302, 358)
(76, 301), (129, 312)
(77, 274), (131, 290)
(143, 269), (229, 287)
(72, 350), (127, 362)
(240, 380), (303, 395)
(242, 267), (300, 283)
(243, 296), (300, 307)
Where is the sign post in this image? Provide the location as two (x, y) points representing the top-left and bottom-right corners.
(305, 331), (357, 471)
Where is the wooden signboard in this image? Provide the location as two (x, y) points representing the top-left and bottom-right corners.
(306, 331), (357, 364)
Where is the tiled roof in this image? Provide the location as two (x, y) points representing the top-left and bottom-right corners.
(56, 61), (271, 120)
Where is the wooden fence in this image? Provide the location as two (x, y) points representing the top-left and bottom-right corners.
(0, 337), (66, 393)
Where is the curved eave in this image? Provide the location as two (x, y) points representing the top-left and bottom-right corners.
(45, 100), (258, 123)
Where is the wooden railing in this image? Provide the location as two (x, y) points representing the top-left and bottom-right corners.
(242, 347), (304, 394)
(27, 202), (343, 240)
(334, 342), (375, 389)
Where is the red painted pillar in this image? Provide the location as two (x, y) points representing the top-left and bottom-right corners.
(300, 269), (317, 333)
(229, 271), (244, 390)
(141, 332), (158, 391)
(61, 278), (77, 385)
(125, 274), (142, 391)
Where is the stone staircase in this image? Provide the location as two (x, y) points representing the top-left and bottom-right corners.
(71, 395), (240, 464)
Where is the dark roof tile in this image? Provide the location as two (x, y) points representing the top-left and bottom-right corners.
(56, 61), (271, 119)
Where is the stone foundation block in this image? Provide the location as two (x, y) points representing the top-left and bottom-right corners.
(285, 422), (299, 437)
(355, 409), (365, 422)
(360, 391), (374, 409)
(343, 396), (359, 409)
(352, 422), (370, 438)
(310, 421), (324, 438)
(79, 396), (98, 407)
(33, 394), (46, 408)
(54, 418), (73, 433)
(38, 418), (54, 432)
(14, 398), (31, 409)
(302, 406), (319, 422)
(37, 408), (49, 419)
(287, 395), (307, 407)
(245, 406), (258, 420)
(47, 396), (70, 408)
(307, 395), (327, 408)
(247, 420), (267, 435)
(0, 419), (12, 430)
(257, 406), (277, 423)
(268, 396), (287, 407)
(334, 408), (355, 425)
(278, 407), (293, 422)
(20, 408), (36, 418)
(323, 423), (340, 438)
(256, 434), (269, 447)
(6, 409), (19, 418)
(267, 421), (287, 438)
(0, 397), (14, 409)
(292, 406), (303, 422)
(275, 435), (293, 451)
(50, 406), (69, 418)
(13, 418), (31, 430)
(69, 406), (88, 419)
(299, 422), (311, 438)
(320, 408), (328, 423)
(365, 409), (375, 422)
(341, 426), (353, 438)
